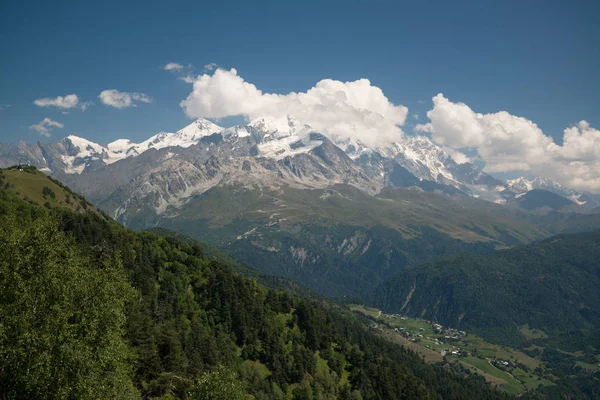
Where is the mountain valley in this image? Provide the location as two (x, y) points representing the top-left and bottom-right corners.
(3, 117), (600, 297)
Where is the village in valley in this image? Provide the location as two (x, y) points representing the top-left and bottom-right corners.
(348, 304), (556, 395)
(384, 313), (469, 357)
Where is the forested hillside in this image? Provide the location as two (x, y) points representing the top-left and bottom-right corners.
(369, 231), (600, 397)
(370, 231), (600, 347)
(0, 167), (508, 399)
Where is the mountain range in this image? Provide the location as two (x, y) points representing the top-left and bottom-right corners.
(5, 116), (597, 207)
(3, 117), (600, 296)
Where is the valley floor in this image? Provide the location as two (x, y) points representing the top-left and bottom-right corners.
(348, 304), (556, 396)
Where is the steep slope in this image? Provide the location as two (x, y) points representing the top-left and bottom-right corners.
(152, 184), (548, 297)
(369, 230), (600, 351)
(0, 166), (96, 213)
(0, 170), (510, 400)
(86, 130), (378, 222)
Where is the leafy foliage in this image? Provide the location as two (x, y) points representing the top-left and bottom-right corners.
(0, 216), (136, 399)
(189, 366), (247, 400)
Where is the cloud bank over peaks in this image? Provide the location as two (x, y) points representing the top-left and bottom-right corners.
(416, 93), (600, 192)
(180, 68), (408, 147)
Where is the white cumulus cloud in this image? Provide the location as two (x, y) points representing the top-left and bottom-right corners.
(560, 121), (600, 162)
(180, 68), (408, 147)
(99, 90), (152, 109)
(29, 117), (64, 137)
(416, 94), (600, 192)
(34, 94), (89, 110)
(163, 62), (184, 71)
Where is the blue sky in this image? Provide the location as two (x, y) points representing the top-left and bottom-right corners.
(0, 1), (598, 156)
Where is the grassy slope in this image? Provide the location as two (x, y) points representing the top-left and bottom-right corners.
(169, 184), (548, 245)
(0, 167), (96, 214)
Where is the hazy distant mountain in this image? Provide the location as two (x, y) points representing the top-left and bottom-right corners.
(509, 188), (574, 212)
(507, 175), (600, 209)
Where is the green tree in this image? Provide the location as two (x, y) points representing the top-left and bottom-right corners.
(0, 216), (137, 399)
(42, 186), (56, 199)
(189, 365), (247, 400)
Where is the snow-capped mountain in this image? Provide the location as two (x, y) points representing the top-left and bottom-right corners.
(335, 134), (509, 202)
(249, 116), (324, 160)
(507, 176), (599, 207)
(26, 116), (376, 222)
(249, 115), (312, 140)
(66, 118), (225, 173)
(0, 118), (225, 175)
(3, 114), (592, 220)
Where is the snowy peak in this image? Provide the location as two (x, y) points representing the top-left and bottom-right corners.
(222, 125), (252, 139)
(134, 118), (223, 153)
(249, 115), (312, 140)
(60, 135), (109, 174)
(335, 134), (459, 185)
(175, 118), (224, 141)
(507, 176), (570, 195)
(64, 135), (106, 156)
(257, 131), (324, 160)
(335, 137), (373, 159)
(242, 115), (325, 159)
(506, 177), (535, 193)
(59, 118), (225, 173)
(334, 133), (514, 203)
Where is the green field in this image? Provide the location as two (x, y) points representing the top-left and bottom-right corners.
(576, 360), (600, 372)
(460, 357), (523, 395)
(519, 324), (548, 340)
(348, 304), (381, 319)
